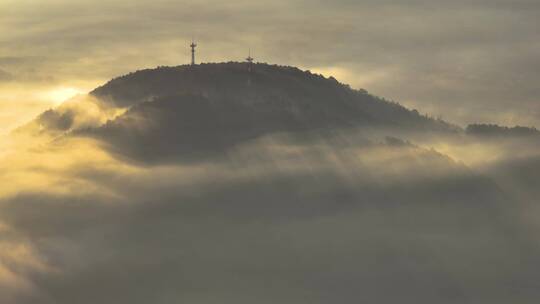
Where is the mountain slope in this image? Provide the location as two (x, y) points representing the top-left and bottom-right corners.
(91, 63), (457, 130)
(68, 63), (460, 162)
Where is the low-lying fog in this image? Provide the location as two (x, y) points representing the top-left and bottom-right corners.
(1, 95), (539, 303)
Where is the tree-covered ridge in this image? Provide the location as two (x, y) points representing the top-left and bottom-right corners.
(466, 124), (540, 137)
(90, 62), (458, 132)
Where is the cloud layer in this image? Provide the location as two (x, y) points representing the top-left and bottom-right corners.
(1, 114), (540, 303)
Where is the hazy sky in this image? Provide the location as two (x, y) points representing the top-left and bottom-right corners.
(0, 0), (539, 132)
(2, 2), (540, 302)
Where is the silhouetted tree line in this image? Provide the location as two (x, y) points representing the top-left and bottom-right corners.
(466, 123), (539, 137)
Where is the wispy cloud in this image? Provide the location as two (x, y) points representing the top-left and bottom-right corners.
(1, 115), (540, 302)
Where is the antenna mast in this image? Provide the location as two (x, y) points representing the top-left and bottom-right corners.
(190, 39), (197, 65)
(246, 49), (254, 86)
(246, 49), (254, 72)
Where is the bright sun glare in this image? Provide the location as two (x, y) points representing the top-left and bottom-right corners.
(45, 87), (85, 104)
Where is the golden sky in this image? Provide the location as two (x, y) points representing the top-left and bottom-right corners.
(1, 0), (539, 133)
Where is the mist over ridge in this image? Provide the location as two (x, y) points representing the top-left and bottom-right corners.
(1, 61), (540, 303)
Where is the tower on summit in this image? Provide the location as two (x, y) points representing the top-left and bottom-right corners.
(190, 39), (197, 65)
(246, 50), (254, 86)
(246, 49), (254, 72)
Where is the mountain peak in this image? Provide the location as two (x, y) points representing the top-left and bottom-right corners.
(90, 62), (455, 130)
(22, 62), (459, 163)
(91, 62), (347, 107)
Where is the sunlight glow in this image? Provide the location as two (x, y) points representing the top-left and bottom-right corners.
(44, 87), (85, 104)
